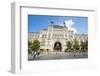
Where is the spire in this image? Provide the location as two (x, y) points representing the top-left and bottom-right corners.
(49, 21), (54, 28)
(63, 21), (66, 27)
(50, 21), (54, 25)
(63, 21), (68, 31)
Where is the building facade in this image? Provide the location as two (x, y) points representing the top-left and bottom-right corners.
(28, 22), (88, 52)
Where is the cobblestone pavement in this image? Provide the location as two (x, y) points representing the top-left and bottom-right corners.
(28, 52), (88, 61)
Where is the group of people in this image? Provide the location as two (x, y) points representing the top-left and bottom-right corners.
(32, 51), (40, 60)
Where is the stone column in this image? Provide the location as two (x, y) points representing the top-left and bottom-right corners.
(39, 31), (43, 42)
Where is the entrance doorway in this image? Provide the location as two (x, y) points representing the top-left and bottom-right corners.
(53, 42), (62, 52)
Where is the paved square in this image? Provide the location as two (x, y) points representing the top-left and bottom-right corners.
(28, 52), (88, 61)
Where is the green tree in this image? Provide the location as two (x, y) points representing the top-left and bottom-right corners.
(80, 40), (88, 52)
(85, 40), (88, 50)
(80, 41), (85, 52)
(31, 40), (40, 52)
(67, 41), (72, 50)
(73, 39), (80, 51)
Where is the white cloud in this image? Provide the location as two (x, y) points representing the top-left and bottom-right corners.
(64, 20), (74, 26)
(70, 27), (77, 34)
(61, 20), (78, 34)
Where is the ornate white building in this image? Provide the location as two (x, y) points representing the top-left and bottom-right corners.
(28, 21), (87, 52)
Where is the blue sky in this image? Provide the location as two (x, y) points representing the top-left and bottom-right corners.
(28, 15), (88, 34)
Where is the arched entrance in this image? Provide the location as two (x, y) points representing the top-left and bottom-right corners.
(53, 42), (62, 52)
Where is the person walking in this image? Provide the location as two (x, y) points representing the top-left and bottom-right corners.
(37, 51), (40, 59)
(33, 51), (36, 60)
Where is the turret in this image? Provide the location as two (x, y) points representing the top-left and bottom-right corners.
(49, 21), (54, 29)
(63, 21), (68, 31)
(50, 21), (54, 26)
(63, 21), (66, 27)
